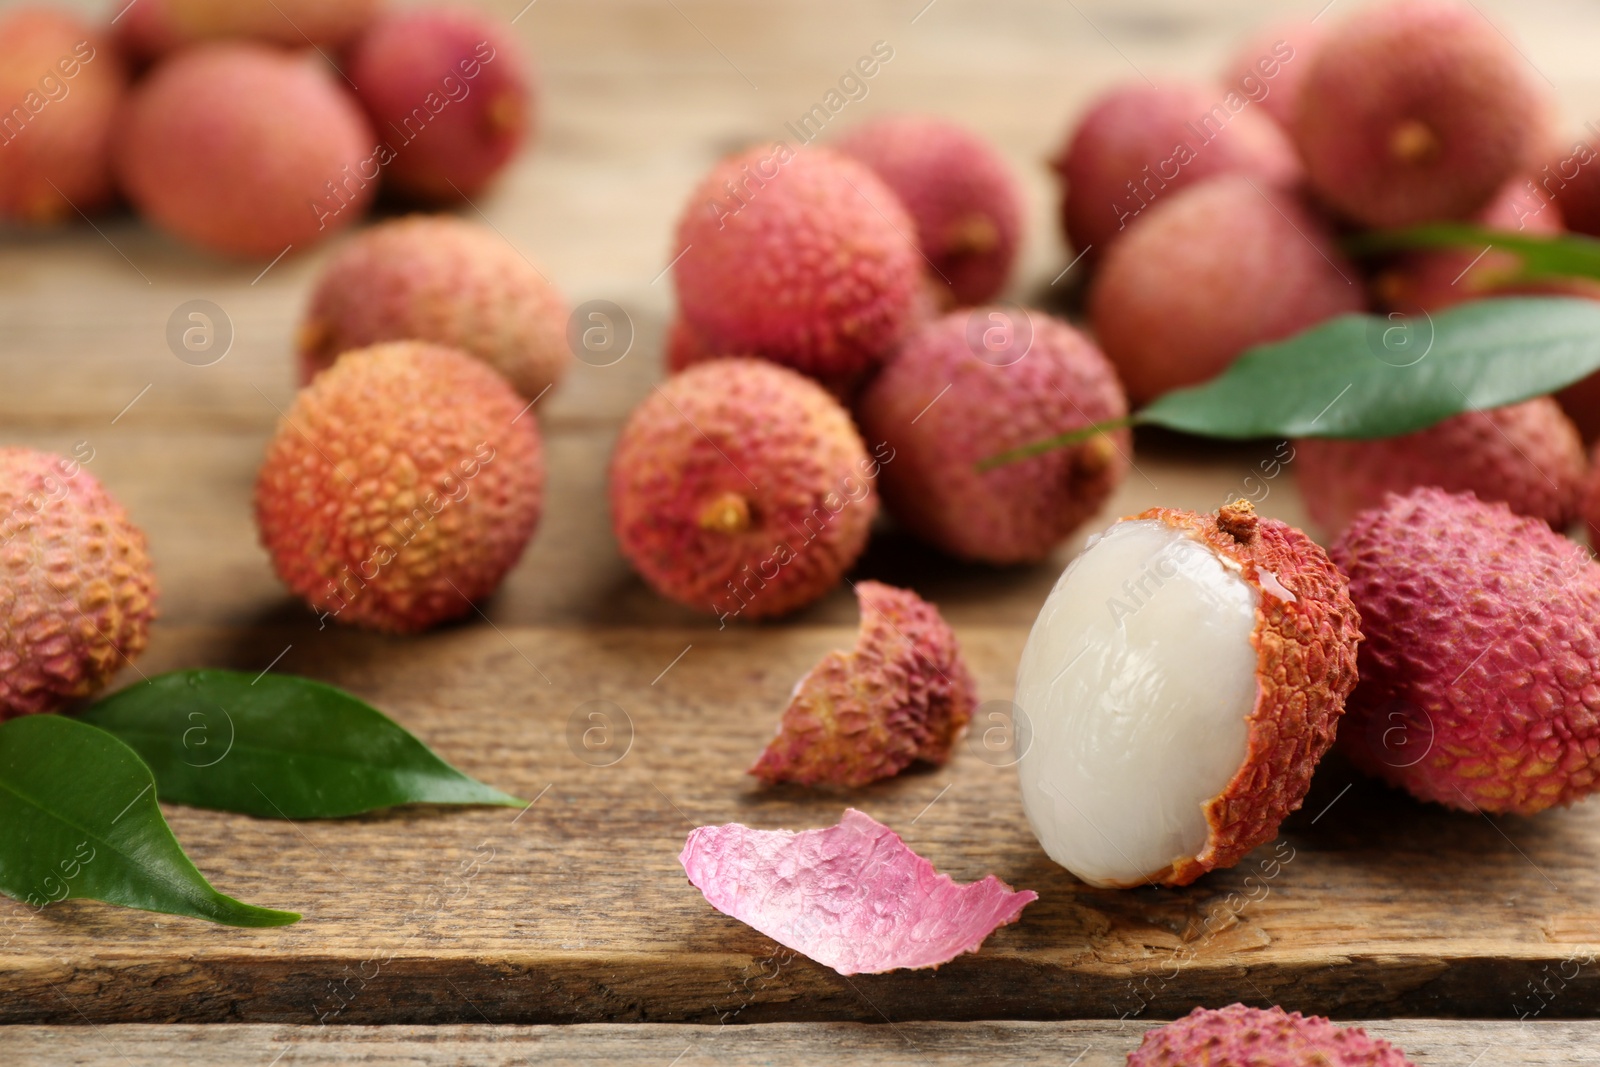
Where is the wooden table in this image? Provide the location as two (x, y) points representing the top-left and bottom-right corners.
(5, 0), (1600, 1061)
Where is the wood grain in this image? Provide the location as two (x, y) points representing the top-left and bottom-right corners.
(6, 1020), (1598, 1066)
(1, 623), (1597, 1024)
(4, 0), (1600, 1037)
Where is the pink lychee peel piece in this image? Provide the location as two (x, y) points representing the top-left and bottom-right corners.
(749, 581), (977, 787)
(679, 808), (1036, 975)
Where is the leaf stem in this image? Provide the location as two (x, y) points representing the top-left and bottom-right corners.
(977, 414), (1139, 471)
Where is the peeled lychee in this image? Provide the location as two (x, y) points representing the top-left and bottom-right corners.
(114, 0), (382, 60)
(1089, 174), (1363, 404)
(855, 308), (1129, 564)
(1374, 176), (1566, 313)
(671, 144), (924, 390)
(1219, 21), (1323, 132)
(750, 581), (976, 788)
(1016, 500), (1361, 887)
(299, 216), (568, 403)
(1129, 1005), (1417, 1067)
(834, 115), (1023, 306)
(1294, 399), (1588, 535)
(1333, 488), (1600, 815)
(0, 448), (157, 719)
(610, 359), (880, 621)
(1051, 82), (1300, 264)
(1292, 0), (1547, 228)
(115, 43), (376, 258)
(254, 342), (543, 634)
(348, 6), (534, 203)
(0, 8), (127, 224)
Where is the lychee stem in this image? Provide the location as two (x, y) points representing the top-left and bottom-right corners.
(1217, 499), (1258, 542)
(1388, 119), (1441, 165)
(698, 491), (752, 534)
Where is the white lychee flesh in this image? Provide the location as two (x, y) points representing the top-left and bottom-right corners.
(1015, 519), (1259, 887)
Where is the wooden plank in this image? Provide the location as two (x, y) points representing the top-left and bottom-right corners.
(3, 1020), (1597, 1066)
(0, 622), (1596, 1024)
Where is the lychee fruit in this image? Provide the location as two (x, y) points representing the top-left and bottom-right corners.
(0, 448), (158, 719)
(1292, 0), (1548, 228)
(1128, 1004), (1417, 1066)
(1219, 20), (1324, 132)
(1374, 176), (1566, 313)
(1016, 500), (1361, 887)
(855, 307), (1129, 564)
(299, 215), (568, 403)
(114, 0), (382, 60)
(1050, 82), (1301, 265)
(609, 359), (880, 621)
(1333, 487), (1600, 815)
(1089, 174), (1364, 405)
(664, 316), (714, 375)
(833, 115), (1023, 306)
(254, 342), (543, 634)
(0, 8), (127, 224)
(1542, 137), (1600, 239)
(750, 581), (976, 788)
(348, 6), (534, 204)
(1293, 398), (1588, 536)
(1559, 367), (1600, 444)
(671, 143), (924, 391)
(114, 43), (376, 259)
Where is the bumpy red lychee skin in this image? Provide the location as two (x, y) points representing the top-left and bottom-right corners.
(750, 582), (976, 788)
(1292, 0), (1547, 228)
(834, 115), (1023, 307)
(114, 0), (383, 60)
(255, 342), (544, 634)
(1333, 488), (1600, 815)
(1089, 174), (1364, 405)
(1129, 1004), (1417, 1067)
(855, 309), (1129, 564)
(1564, 368), (1600, 445)
(1051, 82), (1301, 265)
(1219, 21), (1324, 131)
(1374, 177), (1567, 314)
(114, 43), (376, 259)
(672, 144), (924, 390)
(0, 449), (157, 719)
(299, 216), (568, 403)
(1135, 502), (1361, 886)
(0, 9), (127, 224)
(1294, 399), (1588, 536)
(610, 359), (879, 621)
(348, 6), (534, 203)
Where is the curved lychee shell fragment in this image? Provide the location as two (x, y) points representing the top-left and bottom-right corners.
(750, 581), (976, 788)
(1128, 1004), (1417, 1066)
(1333, 487), (1600, 815)
(1016, 500), (1361, 887)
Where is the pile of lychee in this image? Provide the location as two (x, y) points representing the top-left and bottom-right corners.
(0, 0), (535, 257)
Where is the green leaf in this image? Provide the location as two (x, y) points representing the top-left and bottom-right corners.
(1348, 223), (1600, 282)
(984, 296), (1600, 465)
(0, 715), (298, 927)
(1140, 298), (1600, 440)
(78, 670), (524, 820)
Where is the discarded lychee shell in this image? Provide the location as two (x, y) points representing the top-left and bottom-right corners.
(1333, 487), (1600, 815)
(1294, 398), (1588, 536)
(1129, 1004), (1417, 1066)
(609, 359), (879, 620)
(750, 581), (976, 788)
(1016, 500), (1361, 887)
